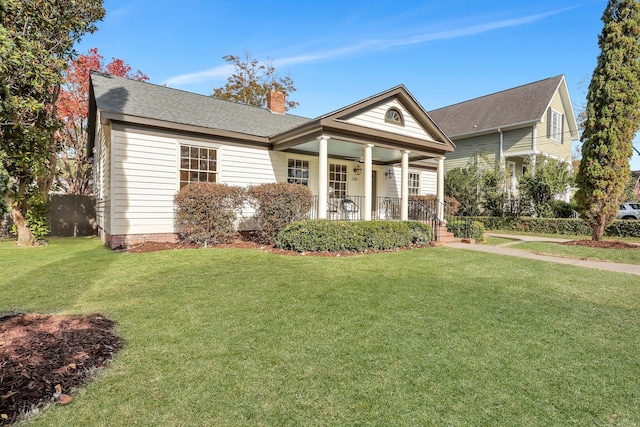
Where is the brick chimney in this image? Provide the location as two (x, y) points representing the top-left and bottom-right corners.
(267, 90), (286, 115)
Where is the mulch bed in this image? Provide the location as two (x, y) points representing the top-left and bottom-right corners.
(0, 314), (122, 425)
(562, 240), (640, 249)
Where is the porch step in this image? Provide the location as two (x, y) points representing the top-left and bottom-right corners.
(434, 226), (461, 244)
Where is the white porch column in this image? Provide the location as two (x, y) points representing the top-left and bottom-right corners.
(437, 157), (445, 221)
(363, 144), (373, 220)
(317, 135), (329, 219)
(400, 150), (410, 221)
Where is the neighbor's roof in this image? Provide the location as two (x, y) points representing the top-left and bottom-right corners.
(428, 75), (567, 138)
(89, 72), (311, 137)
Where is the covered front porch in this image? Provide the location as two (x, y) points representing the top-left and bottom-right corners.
(269, 86), (456, 233)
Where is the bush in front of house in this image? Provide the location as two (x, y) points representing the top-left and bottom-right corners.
(174, 182), (245, 246)
(447, 219), (485, 242)
(404, 221), (432, 246)
(276, 220), (416, 252)
(469, 216), (640, 238)
(248, 182), (313, 244)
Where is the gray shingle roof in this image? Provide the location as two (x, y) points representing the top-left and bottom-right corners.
(428, 75), (564, 138)
(90, 72), (311, 137)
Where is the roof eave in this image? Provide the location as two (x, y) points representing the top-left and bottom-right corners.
(99, 111), (270, 145)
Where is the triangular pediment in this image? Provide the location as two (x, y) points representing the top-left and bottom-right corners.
(270, 85), (454, 157)
(342, 98), (436, 141)
(317, 85), (453, 149)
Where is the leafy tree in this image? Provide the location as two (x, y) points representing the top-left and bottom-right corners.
(575, 0), (640, 240)
(0, 0), (104, 245)
(518, 155), (574, 217)
(56, 48), (148, 195)
(444, 151), (508, 216)
(211, 53), (298, 110)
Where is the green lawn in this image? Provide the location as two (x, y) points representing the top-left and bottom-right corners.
(2, 238), (640, 426)
(508, 241), (640, 265)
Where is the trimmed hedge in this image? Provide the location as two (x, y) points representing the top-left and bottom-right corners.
(470, 216), (640, 238)
(248, 183), (313, 244)
(174, 183), (245, 245)
(447, 219), (485, 242)
(276, 220), (427, 252)
(405, 221), (432, 246)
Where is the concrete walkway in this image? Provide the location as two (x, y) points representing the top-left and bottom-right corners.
(446, 233), (640, 276)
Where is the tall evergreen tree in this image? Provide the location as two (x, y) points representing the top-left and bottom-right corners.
(576, 0), (640, 241)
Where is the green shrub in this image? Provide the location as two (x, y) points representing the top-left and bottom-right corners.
(248, 183), (313, 244)
(470, 216), (640, 238)
(174, 183), (245, 246)
(447, 219), (485, 242)
(404, 221), (432, 246)
(276, 220), (415, 252)
(549, 200), (578, 218)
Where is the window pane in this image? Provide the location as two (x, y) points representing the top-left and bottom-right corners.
(181, 146), (189, 157)
(190, 147), (198, 157)
(208, 173), (216, 183)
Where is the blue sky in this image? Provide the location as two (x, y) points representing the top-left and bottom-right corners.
(76, 0), (640, 170)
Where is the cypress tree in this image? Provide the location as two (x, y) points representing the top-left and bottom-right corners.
(576, 0), (640, 241)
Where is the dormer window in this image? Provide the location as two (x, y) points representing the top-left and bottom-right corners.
(385, 108), (404, 126)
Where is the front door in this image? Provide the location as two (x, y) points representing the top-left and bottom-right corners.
(371, 171), (377, 217)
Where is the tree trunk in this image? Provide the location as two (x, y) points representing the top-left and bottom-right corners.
(9, 180), (36, 246)
(12, 209), (34, 246)
(591, 223), (605, 241)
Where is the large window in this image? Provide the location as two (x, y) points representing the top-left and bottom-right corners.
(550, 110), (563, 141)
(408, 172), (420, 196)
(329, 163), (347, 197)
(287, 158), (309, 186)
(180, 145), (217, 189)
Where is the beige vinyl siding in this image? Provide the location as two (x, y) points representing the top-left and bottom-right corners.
(420, 171), (437, 195)
(536, 91), (572, 160)
(444, 133), (499, 172)
(503, 127), (534, 155)
(381, 168), (436, 198)
(94, 114), (110, 232)
(220, 145), (285, 186)
(111, 126), (178, 235)
(346, 100), (436, 140)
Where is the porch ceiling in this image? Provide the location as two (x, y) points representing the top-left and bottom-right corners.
(285, 138), (431, 165)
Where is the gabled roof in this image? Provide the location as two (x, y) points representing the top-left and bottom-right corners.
(271, 84), (454, 156)
(428, 75), (577, 139)
(89, 72), (311, 138)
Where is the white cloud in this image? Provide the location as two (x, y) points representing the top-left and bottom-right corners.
(165, 8), (570, 87)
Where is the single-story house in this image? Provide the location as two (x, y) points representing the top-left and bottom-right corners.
(428, 75), (579, 197)
(88, 72), (455, 248)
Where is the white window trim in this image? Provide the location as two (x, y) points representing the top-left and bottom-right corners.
(177, 141), (220, 189)
(329, 161), (349, 197)
(550, 109), (562, 142)
(408, 171), (421, 196)
(287, 157), (310, 186)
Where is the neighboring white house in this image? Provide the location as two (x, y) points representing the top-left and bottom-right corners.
(88, 72), (455, 248)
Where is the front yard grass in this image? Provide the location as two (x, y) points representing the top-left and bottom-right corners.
(507, 241), (640, 265)
(2, 238), (640, 426)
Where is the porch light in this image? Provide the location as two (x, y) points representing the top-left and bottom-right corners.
(353, 164), (363, 175)
(385, 168), (394, 179)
